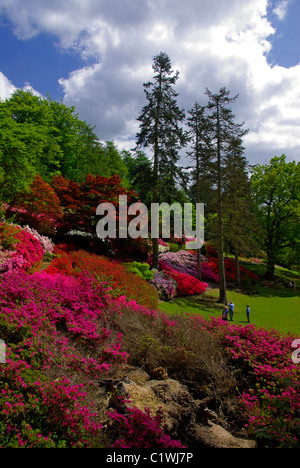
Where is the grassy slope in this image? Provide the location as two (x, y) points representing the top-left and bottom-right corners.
(159, 262), (300, 337)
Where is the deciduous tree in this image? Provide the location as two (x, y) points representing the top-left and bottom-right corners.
(251, 155), (300, 281)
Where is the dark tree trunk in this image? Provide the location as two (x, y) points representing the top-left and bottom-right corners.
(265, 250), (276, 281)
(235, 249), (241, 286)
(216, 102), (227, 304)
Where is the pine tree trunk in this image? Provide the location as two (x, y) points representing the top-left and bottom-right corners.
(151, 74), (162, 271)
(196, 130), (202, 281)
(216, 102), (227, 304)
(235, 249), (241, 286)
(218, 233), (227, 303)
(265, 235), (276, 281)
(197, 249), (202, 281)
(152, 177), (159, 270)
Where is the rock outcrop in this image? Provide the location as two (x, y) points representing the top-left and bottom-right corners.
(99, 365), (257, 449)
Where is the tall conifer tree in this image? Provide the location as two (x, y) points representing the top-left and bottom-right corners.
(222, 137), (258, 285)
(187, 103), (212, 280)
(136, 52), (187, 269)
(205, 87), (247, 303)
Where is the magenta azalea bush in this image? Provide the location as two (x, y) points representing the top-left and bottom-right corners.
(22, 226), (55, 255)
(0, 268), (183, 448)
(0, 229), (298, 448)
(189, 315), (300, 448)
(0, 222), (46, 274)
(0, 271), (131, 447)
(108, 406), (186, 448)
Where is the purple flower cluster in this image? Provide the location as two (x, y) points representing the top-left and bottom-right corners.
(159, 250), (219, 283)
(150, 272), (176, 300)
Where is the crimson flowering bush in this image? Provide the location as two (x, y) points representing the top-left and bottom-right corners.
(160, 260), (208, 296)
(189, 315), (300, 448)
(207, 257), (259, 283)
(201, 263), (220, 283)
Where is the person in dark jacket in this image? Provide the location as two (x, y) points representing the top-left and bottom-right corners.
(246, 305), (251, 323)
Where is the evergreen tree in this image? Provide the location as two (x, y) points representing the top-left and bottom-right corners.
(222, 137), (259, 285)
(135, 52), (188, 269)
(205, 87), (247, 303)
(122, 151), (153, 205)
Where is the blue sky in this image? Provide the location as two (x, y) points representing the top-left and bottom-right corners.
(267, 0), (300, 67)
(0, 0), (299, 165)
(0, 25), (86, 100)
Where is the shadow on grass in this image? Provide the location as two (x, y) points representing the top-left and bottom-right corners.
(245, 285), (300, 299)
(164, 295), (223, 316)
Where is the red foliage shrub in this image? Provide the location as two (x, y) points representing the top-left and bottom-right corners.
(51, 173), (136, 236)
(46, 249), (159, 310)
(204, 243), (218, 258)
(6, 175), (63, 235)
(208, 257), (258, 283)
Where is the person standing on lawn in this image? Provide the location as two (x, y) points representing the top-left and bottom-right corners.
(222, 307), (229, 321)
(246, 305), (251, 323)
(228, 301), (235, 321)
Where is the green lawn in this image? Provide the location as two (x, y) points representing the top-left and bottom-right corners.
(159, 284), (300, 337)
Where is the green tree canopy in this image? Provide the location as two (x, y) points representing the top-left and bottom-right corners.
(251, 155), (300, 280)
(0, 90), (129, 201)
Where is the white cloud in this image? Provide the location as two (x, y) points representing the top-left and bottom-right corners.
(0, 72), (42, 101)
(0, 0), (299, 164)
(273, 0), (293, 20)
(0, 72), (16, 100)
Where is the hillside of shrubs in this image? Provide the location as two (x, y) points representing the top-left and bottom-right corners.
(0, 90), (299, 449)
(0, 211), (299, 448)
